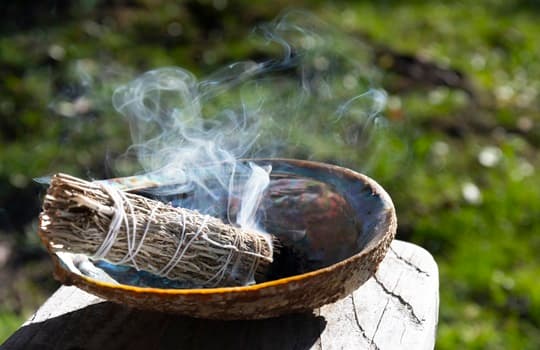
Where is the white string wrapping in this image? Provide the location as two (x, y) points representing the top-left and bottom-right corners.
(40, 173), (275, 287)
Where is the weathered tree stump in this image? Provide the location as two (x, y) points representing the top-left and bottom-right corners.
(1, 240), (439, 350)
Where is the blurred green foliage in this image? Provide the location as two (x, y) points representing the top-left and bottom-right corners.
(1, 0), (539, 348)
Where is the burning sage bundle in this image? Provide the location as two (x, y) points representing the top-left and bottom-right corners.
(39, 173), (275, 287)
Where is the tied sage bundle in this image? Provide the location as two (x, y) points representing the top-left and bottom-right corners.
(40, 173), (275, 287)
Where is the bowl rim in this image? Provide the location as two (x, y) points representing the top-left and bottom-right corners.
(43, 158), (397, 296)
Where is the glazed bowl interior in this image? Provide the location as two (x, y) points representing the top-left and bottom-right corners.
(54, 159), (392, 287)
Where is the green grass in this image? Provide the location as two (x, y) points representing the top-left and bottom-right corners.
(0, 311), (26, 342)
(1, 1), (540, 347)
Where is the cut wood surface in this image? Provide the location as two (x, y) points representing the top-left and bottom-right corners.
(1, 240), (439, 350)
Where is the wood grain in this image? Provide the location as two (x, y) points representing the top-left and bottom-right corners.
(1, 240), (438, 350)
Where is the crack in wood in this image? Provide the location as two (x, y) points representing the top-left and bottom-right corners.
(389, 247), (430, 276)
(400, 326), (406, 344)
(29, 311), (37, 322)
(373, 275), (425, 325)
(351, 293), (381, 350)
(371, 297), (390, 349)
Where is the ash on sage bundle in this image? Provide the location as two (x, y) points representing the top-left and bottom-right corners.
(39, 173), (275, 287)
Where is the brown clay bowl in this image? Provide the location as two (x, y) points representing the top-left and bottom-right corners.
(39, 159), (397, 320)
